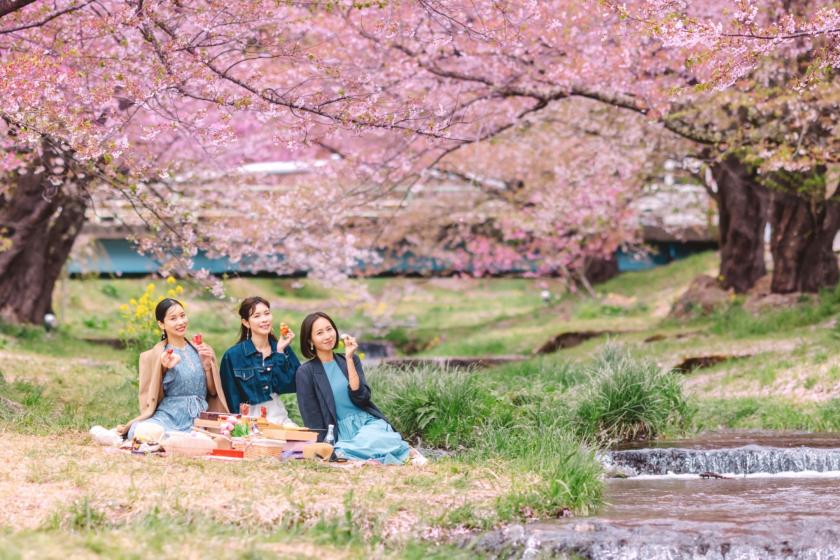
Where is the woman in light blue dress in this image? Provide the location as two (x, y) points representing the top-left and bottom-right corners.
(118, 298), (227, 441)
(127, 342), (208, 439)
(296, 312), (410, 464)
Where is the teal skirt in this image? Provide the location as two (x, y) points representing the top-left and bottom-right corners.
(335, 411), (410, 465)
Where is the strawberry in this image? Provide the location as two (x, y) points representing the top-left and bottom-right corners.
(193, 333), (203, 345)
(280, 322), (290, 337)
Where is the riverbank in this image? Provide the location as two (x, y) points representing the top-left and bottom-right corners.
(3, 252), (840, 557)
(1, 345), (669, 557)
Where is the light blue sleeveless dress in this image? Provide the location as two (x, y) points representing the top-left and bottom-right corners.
(128, 344), (208, 439)
(323, 360), (409, 465)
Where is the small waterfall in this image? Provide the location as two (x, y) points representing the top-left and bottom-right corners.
(602, 445), (840, 476)
(472, 438), (840, 559)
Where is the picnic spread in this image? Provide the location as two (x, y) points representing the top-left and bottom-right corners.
(191, 408), (325, 460)
(91, 407), (332, 462)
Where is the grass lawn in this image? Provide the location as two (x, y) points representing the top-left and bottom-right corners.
(3, 250), (840, 558)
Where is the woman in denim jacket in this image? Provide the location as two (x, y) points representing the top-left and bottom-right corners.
(219, 296), (301, 425)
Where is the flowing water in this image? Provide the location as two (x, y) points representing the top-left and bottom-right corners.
(475, 431), (840, 559)
(602, 444), (840, 476)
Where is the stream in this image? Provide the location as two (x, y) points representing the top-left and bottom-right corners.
(474, 431), (840, 559)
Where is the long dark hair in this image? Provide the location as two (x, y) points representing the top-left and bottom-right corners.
(237, 296), (278, 344)
(299, 311), (339, 360)
(155, 298), (184, 340)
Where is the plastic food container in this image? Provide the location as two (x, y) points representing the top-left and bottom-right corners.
(162, 432), (216, 457)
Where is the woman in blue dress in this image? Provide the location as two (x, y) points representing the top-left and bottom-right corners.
(116, 298), (228, 440)
(296, 311), (410, 465)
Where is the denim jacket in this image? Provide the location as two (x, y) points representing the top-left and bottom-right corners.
(219, 338), (301, 415)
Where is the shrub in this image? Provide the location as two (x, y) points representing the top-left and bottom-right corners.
(573, 344), (693, 445)
(119, 278), (186, 367)
(367, 364), (494, 449)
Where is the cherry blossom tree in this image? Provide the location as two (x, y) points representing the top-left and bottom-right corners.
(608, 0), (840, 292)
(360, 100), (686, 290)
(0, 0), (675, 322)
(3, 0), (839, 323)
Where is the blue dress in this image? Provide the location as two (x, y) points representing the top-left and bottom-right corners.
(128, 344), (208, 439)
(323, 360), (409, 465)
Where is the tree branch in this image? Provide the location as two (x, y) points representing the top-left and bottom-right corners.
(0, 0), (92, 34)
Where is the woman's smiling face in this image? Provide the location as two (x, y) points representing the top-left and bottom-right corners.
(311, 316), (337, 352)
(244, 302), (273, 338)
(158, 303), (187, 338)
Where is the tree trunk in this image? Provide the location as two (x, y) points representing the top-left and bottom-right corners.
(0, 0), (38, 20)
(710, 155), (769, 293)
(582, 254), (619, 285)
(769, 191), (840, 293)
(0, 142), (88, 324)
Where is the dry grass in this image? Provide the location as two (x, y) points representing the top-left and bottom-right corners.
(1, 519), (373, 559)
(683, 352), (840, 402)
(0, 430), (509, 553)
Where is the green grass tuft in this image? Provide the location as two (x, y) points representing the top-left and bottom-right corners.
(368, 364), (495, 449)
(0, 373), (135, 435)
(369, 362), (605, 517)
(573, 344), (694, 445)
(45, 497), (110, 533)
(486, 356), (588, 395)
(479, 416), (604, 518)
